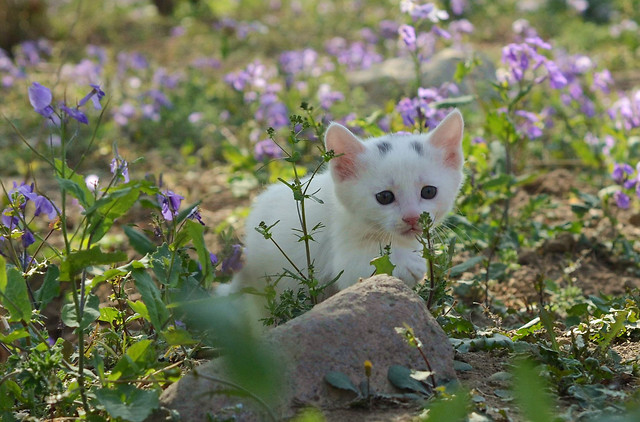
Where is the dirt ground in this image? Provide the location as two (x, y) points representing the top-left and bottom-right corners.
(178, 166), (640, 421)
(14, 162), (638, 421)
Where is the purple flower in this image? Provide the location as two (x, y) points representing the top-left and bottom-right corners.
(221, 244), (243, 273)
(159, 190), (184, 221)
(396, 97), (419, 126)
(524, 36), (551, 50)
(592, 69), (613, 93)
(33, 195), (57, 219)
(78, 84), (105, 110)
(209, 253), (218, 266)
(1, 208), (18, 229)
(612, 163), (634, 184)
(514, 110), (543, 138)
(254, 139), (282, 161)
(544, 61), (568, 89)
(317, 84), (344, 110)
(614, 191), (630, 209)
(279, 49), (319, 76)
(187, 207), (205, 225)
(398, 25), (417, 51)
(379, 20), (400, 39)
(21, 230), (35, 248)
(432, 25), (451, 39)
(451, 0), (467, 15)
(28, 82), (54, 118)
(110, 157), (130, 183)
(60, 104), (89, 124)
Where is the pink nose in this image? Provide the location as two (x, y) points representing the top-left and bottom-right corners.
(402, 216), (420, 227)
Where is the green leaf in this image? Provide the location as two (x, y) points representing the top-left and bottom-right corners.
(61, 294), (101, 330)
(99, 307), (120, 324)
(324, 371), (359, 395)
(34, 265), (60, 311)
(86, 186), (141, 243)
(185, 220), (214, 287)
(127, 299), (150, 322)
(512, 359), (555, 422)
(370, 253), (395, 276)
(162, 328), (197, 346)
(95, 385), (159, 422)
(449, 256), (483, 278)
(56, 176), (90, 209)
(123, 225), (156, 255)
(432, 95), (475, 109)
(60, 246), (127, 282)
(422, 388), (470, 421)
(0, 327), (30, 344)
(482, 174), (514, 190)
(0, 258), (32, 322)
(540, 308), (559, 351)
(150, 244), (180, 287)
(54, 159), (95, 207)
(130, 268), (169, 330)
(109, 340), (155, 381)
(387, 365), (429, 395)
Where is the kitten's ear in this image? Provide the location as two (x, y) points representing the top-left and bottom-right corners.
(325, 122), (366, 181)
(429, 109), (464, 169)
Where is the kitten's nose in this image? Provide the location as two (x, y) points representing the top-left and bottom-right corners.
(402, 215), (420, 227)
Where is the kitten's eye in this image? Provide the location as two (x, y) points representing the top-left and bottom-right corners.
(421, 185), (437, 199)
(375, 190), (395, 205)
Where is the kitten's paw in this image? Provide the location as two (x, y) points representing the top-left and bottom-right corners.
(392, 249), (426, 287)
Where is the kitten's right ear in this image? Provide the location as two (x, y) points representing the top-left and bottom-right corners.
(325, 123), (366, 181)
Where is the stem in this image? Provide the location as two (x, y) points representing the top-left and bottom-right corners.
(268, 237), (306, 280)
(416, 345), (437, 390)
(425, 229), (436, 310)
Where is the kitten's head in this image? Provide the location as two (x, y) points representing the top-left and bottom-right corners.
(325, 109), (464, 245)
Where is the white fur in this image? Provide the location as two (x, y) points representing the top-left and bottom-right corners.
(219, 109), (465, 304)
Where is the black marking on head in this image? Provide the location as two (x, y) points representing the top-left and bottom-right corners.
(411, 141), (424, 156)
(377, 141), (392, 155)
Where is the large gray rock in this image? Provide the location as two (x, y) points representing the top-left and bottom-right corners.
(348, 48), (496, 100)
(157, 275), (456, 420)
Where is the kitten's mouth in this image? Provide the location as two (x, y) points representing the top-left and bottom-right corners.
(402, 227), (422, 236)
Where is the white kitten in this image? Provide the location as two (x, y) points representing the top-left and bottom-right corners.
(219, 109), (464, 303)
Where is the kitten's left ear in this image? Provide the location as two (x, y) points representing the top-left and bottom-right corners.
(429, 109), (464, 169)
(325, 122), (366, 181)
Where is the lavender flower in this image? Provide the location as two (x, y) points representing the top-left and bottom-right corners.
(451, 0), (467, 15)
(28, 82), (55, 118)
(78, 84), (106, 110)
(254, 139), (283, 161)
(591, 69), (613, 93)
(612, 163), (634, 184)
(398, 25), (417, 51)
(159, 190), (184, 222)
(221, 244), (243, 273)
(614, 191), (630, 209)
(325, 38), (382, 70)
(317, 84), (344, 110)
(209, 253), (219, 266)
(60, 104), (89, 124)
(110, 157), (130, 183)
(500, 37), (567, 89)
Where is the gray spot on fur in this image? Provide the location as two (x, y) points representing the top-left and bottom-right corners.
(411, 141), (424, 156)
(377, 141), (392, 155)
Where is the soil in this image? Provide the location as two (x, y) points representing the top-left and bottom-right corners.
(9, 164), (639, 421)
(149, 164), (637, 421)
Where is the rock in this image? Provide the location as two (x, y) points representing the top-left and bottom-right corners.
(347, 48), (496, 100)
(156, 275), (457, 421)
(542, 232), (576, 254)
